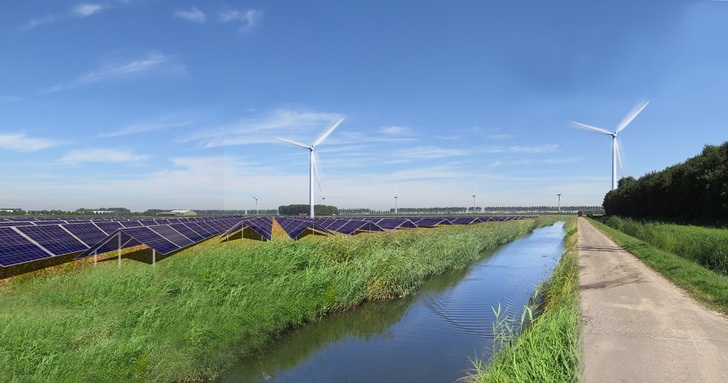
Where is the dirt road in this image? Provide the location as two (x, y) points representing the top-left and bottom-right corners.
(578, 218), (728, 383)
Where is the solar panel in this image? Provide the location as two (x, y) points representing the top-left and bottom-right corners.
(122, 227), (180, 255)
(62, 223), (108, 248)
(0, 227), (53, 266)
(16, 225), (88, 256)
(78, 230), (142, 259)
(93, 221), (124, 234)
(148, 225), (195, 248)
(169, 223), (206, 242)
(184, 221), (217, 238)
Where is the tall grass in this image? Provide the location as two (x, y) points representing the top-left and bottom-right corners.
(602, 216), (728, 275)
(468, 217), (580, 383)
(0, 218), (545, 383)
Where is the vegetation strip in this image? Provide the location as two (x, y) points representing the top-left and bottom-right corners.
(468, 216), (580, 383)
(1, 218), (551, 383)
(588, 218), (728, 314)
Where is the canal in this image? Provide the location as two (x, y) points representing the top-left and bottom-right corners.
(216, 222), (566, 383)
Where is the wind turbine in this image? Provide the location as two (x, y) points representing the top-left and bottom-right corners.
(570, 100), (649, 190)
(472, 186), (477, 213)
(250, 195), (259, 215)
(275, 118), (344, 218)
(557, 193), (561, 212)
(394, 187), (399, 214)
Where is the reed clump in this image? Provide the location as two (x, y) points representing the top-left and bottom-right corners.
(0, 218), (543, 383)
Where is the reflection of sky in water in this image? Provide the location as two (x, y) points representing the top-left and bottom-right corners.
(217, 223), (565, 383)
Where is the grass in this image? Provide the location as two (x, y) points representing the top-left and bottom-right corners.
(599, 216), (728, 275)
(468, 216), (580, 383)
(588, 217), (728, 314)
(0, 218), (552, 383)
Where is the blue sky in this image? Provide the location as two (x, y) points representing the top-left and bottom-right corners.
(1, 1), (727, 212)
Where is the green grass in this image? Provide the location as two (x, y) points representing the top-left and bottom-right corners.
(588, 217), (728, 314)
(0, 218), (552, 383)
(468, 217), (580, 383)
(600, 216), (728, 275)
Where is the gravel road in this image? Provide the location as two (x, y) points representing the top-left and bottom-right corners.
(578, 217), (728, 383)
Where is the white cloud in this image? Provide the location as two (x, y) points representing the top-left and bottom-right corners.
(19, 14), (56, 32)
(40, 53), (184, 94)
(59, 149), (150, 164)
(72, 3), (105, 17)
(0, 133), (57, 152)
(184, 108), (343, 148)
(218, 8), (262, 30)
(100, 115), (199, 137)
(174, 8), (206, 23)
(509, 144), (559, 153)
(379, 125), (412, 135)
(389, 146), (470, 162)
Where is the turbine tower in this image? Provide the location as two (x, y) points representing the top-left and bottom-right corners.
(570, 100), (649, 190)
(394, 188), (399, 215)
(557, 193), (561, 212)
(275, 118), (344, 218)
(250, 195), (259, 215)
(472, 187), (477, 213)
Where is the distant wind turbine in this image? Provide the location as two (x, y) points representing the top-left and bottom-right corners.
(472, 186), (477, 213)
(275, 118), (344, 218)
(394, 187), (399, 214)
(570, 100), (649, 190)
(250, 195), (259, 215)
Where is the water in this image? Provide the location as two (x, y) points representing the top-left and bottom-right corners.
(216, 222), (566, 383)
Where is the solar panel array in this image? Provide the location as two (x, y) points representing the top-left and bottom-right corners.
(0, 216), (260, 267)
(1, 215), (536, 268)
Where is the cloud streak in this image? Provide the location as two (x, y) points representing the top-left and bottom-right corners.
(174, 8), (206, 23)
(100, 115), (199, 137)
(218, 8), (262, 31)
(0, 133), (58, 152)
(59, 148), (150, 164)
(72, 3), (105, 18)
(39, 53), (184, 94)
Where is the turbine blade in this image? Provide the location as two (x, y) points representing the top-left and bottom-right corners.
(570, 121), (612, 135)
(616, 139), (625, 177)
(312, 118), (344, 147)
(615, 100), (649, 133)
(275, 136), (310, 149)
(312, 153), (323, 192)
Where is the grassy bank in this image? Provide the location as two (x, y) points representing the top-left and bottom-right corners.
(0, 218), (549, 383)
(588, 218), (728, 314)
(469, 216), (580, 383)
(598, 216), (728, 275)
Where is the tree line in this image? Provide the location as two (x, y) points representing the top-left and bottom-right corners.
(603, 141), (728, 225)
(278, 204), (339, 216)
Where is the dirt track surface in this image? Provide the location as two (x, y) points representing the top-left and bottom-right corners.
(578, 218), (728, 383)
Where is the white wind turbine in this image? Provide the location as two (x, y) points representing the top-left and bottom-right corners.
(250, 195), (259, 215)
(275, 118), (344, 218)
(570, 100), (649, 190)
(472, 186), (477, 213)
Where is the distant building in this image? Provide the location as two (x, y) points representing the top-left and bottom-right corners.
(157, 209), (198, 217)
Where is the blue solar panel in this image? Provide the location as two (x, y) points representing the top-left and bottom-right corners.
(0, 227), (53, 266)
(123, 227), (180, 255)
(93, 221), (124, 235)
(62, 223), (108, 247)
(169, 223), (206, 242)
(148, 225), (195, 248)
(78, 231), (142, 259)
(184, 222), (217, 238)
(16, 225), (88, 256)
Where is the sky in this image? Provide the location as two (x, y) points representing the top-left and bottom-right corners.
(1, 1), (727, 212)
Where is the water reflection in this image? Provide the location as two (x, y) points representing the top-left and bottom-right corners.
(217, 222), (565, 383)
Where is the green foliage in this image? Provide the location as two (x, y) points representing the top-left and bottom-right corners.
(470, 217), (580, 383)
(603, 141), (728, 225)
(278, 204), (339, 216)
(601, 216), (728, 275)
(0, 219), (539, 383)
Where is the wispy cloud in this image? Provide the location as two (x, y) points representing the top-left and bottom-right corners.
(72, 3), (105, 18)
(508, 144), (559, 153)
(218, 8), (262, 31)
(184, 108), (343, 148)
(174, 7), (206, 23)
(388, 146), (470, 163)
(59, 148), (150, 164)
(39, 53), (184, 94)
(0, 133), (58, 152)
(100, 115), (199, 137)
(379, 125), (412, 135)
(19, 14), (56, 32)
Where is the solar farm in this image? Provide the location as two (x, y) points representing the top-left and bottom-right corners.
(0, 215), (535, 270)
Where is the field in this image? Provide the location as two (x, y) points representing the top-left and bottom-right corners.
(0, 217), (554, 383)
